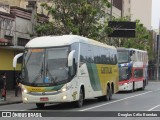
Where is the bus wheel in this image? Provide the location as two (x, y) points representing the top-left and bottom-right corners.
(142, 81), (145, 90)
(103, 86), (110, 101)
(36, 103), (45, 109)
(109, 88), (112, 100)
(76, 89), (84, 108)
(131, 82), (135, 93)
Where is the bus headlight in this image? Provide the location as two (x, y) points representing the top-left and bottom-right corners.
(22, 89), (28, 93)
(21, 85), (28, 94)
(61, 88), (67, 92)
(24, 97), (28, 101)
(61, 85), (71, 92)
(63, 96), (67, 100)
(124, 83), (128, 86)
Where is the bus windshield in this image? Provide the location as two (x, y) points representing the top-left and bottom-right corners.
(22, 47), (69, 86)
(119, 67), (132, 81)
(117, 51), (129, 63)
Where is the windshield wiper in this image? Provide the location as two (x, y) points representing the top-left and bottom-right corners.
(32, 62), (44, 83)
(46, 62), (57, 85)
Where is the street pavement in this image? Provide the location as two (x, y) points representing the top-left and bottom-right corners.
(0, 90), (22, 106)
(0, 81), (160, 120)
(0, 80), (158, 107)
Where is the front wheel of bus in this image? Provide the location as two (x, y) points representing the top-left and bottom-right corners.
(36, 103), (45, 109)
(76, 89), (84, 108)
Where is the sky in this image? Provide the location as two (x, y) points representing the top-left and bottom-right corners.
(152, 0), (160, 29)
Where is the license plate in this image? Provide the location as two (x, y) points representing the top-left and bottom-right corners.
(40, 97), (49, 101)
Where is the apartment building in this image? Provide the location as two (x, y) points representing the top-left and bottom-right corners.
(113, 0), (152, 30)
(107, 0), (122, 18)
(0, 0), (21, 6)
(122, 0), (152, 30)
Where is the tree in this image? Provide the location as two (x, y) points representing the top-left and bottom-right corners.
(35, 0), (153, 61)
(35, 0), (111, 42)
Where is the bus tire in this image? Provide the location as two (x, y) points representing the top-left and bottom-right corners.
(76, 88), (84, 108)
(103, 86), (110, 101)
(109, 87), (112, 100)
(142, 80), (145, 90)
(131, 82), (135, 93)
(36, 103), (45, 109)
(97, 97), (103, 101)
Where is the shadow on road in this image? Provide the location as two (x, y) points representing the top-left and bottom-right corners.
(30, 98), (117, 110)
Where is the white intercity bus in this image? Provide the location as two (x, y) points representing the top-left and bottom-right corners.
(13, 35), (119, 108)
(117, 48), (148, 92)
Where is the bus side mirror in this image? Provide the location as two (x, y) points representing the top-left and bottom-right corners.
(13, 53), (23, 68)
(68, 50), (75, 67)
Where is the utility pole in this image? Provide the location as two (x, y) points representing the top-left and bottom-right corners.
(157, 19), (160, 81)
(109, 0), (113, 45)
(110, 0), (113, 20)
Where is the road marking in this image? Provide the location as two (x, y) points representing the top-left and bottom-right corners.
(148, 104), (160, 111)
(80, 91), (153, 111)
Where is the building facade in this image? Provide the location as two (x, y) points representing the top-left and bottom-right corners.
(0, 2), (48, 89)
(122, 0), (152, 30)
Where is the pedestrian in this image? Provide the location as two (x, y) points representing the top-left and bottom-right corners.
(15, 73), (21, 97)
(0, 72), (7, 101)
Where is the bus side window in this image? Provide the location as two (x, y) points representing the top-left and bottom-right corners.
(134, 70), (138, 78)
(73, 58), (77, 76)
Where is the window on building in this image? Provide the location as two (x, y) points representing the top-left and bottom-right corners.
(4, 35), (13, 45)
(17, 38), (29, 46)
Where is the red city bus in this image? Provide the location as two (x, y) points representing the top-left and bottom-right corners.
(117, 48), (148, 92)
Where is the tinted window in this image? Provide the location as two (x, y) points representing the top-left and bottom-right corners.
(134, 69), (143, 78)
(80, 43), (88, 63)
(117, 51), (129, 63)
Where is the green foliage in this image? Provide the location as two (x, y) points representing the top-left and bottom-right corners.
(35, 0), (110, 42)
(35, 1), (153, 61)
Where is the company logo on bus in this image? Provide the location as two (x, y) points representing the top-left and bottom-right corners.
(101, 67), (112, 74)
(31, 88), (42, 91)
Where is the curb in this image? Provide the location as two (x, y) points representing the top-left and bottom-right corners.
(0, 101), (22, 106)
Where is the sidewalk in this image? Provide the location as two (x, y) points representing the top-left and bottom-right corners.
(0, 90), (22, 106)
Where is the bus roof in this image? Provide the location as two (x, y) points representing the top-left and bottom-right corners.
(25, 35), (115, 49)
(117, 47), (147, 53)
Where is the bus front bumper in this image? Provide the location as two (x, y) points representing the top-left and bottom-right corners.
(22, 90), (75, 104)
(119, 82), (133, 91)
